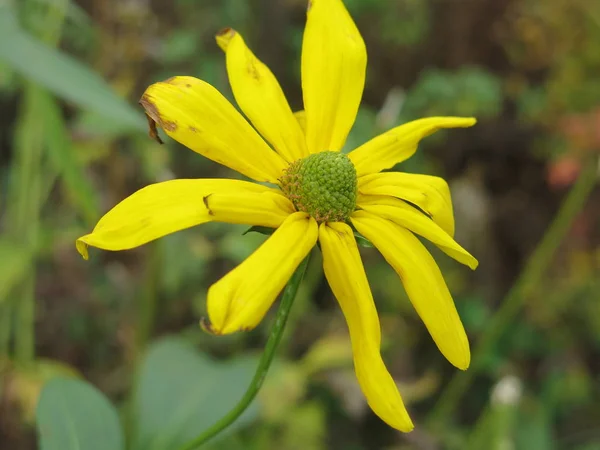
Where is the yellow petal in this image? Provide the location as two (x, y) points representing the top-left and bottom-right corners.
(207, 212), (318, 334)
(216, 29), (308, 163)
(352, 211), (470, 370)
(349, 117), (476, 176)
(140, 76), (287, 183)
(319, 222), (414, 432)
(294, 110), (306, 135)
(76, 179), (293, 259)
(301, 0), (366, 153)
(358, 171), (456, 236)
(357, 195), (478, 270)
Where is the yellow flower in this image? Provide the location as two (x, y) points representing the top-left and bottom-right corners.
(76, 0), (477, 432)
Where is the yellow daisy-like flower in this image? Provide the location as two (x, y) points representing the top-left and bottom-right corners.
(77, 0), (477, 432)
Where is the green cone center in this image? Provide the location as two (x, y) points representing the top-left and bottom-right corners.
(280, 151), (357, 223)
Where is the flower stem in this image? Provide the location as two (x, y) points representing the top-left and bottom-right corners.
(427, 159), (598, 427)
(177, 254), (311, 450)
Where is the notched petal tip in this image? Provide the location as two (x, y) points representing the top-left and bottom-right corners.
(139, 92), (177, 140)
(75, 238), (89, 260)
(216, 27), (237, 51)
(200, 317), (221, 335)
(144, 112), (163, 144)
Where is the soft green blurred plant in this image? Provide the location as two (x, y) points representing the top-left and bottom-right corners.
(1, 0), (599, 449)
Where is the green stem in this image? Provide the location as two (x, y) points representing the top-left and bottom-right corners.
(428, 160), (598, 427)
(178, 255), (310, 450)
(136, 244), (161, 353)
(0, 303), (11, 360)
(12, 84), (45, 365)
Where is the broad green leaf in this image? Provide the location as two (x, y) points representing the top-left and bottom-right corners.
(0, 7), (144, 131)
(133, 337), (259, 450)
(36, 378), (124, 450)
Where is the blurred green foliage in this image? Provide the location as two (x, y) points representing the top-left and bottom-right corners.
(0, 0), (599, 449)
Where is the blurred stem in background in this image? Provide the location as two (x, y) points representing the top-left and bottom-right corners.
(429, 158), (599, 427)
(178, 255), (311, 450)
(9, 83), (45, 364)
(135, 244), (162, 355)
(1, 0), (69, 364)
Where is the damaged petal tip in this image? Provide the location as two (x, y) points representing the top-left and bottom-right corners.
(144, 113), (163, 144)
(216, 27), (237, 51)
(139, 95), (177, 139)
(200, 317), (220, 335)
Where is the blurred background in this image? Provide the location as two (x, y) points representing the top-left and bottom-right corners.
(1, 0), (599, 449)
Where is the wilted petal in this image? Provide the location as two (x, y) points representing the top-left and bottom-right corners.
(140, 76), (287, 183)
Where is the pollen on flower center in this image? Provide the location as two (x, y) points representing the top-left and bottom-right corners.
(280, 151), (358, 223)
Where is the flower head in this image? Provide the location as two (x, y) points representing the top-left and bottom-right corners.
(77, 0), (477, 431)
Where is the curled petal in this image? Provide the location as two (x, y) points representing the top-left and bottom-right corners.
(349, 117), (476, 176)
(319, 222), (414, 431)
(76, 179), (293, 259)
(352, 211), (470, 370)
(357, 195), (478, 269)
(216, 29), (307, 162)
(302, 0), (366, 153)
(358, 171), (456, 236)
(207, 212), (318, 334)
(140, 76), (287, 183)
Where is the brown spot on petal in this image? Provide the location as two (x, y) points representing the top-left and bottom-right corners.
(189, 126), (198, 133)
(143, 113), (162, 144)
(202, 194), (214, 215)
(200, 317), (220, 335)
(139, 95), (177, 138)
(216, 28), (236, 51)
(217, 27), (235, 39)
(247, 59), (260, 81)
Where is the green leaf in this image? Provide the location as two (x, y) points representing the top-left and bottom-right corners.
(36, 378), (124, 450)
(38, 91), (99, 226)
(242, 225), (275, 236)
(132, 337), (259, 450)
(0, 7), (144, 131)
(354, 231), (374, 248)
(516, 402), (556, 450)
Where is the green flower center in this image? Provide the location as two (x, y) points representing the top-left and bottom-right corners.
(280, 151), (358, 223)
